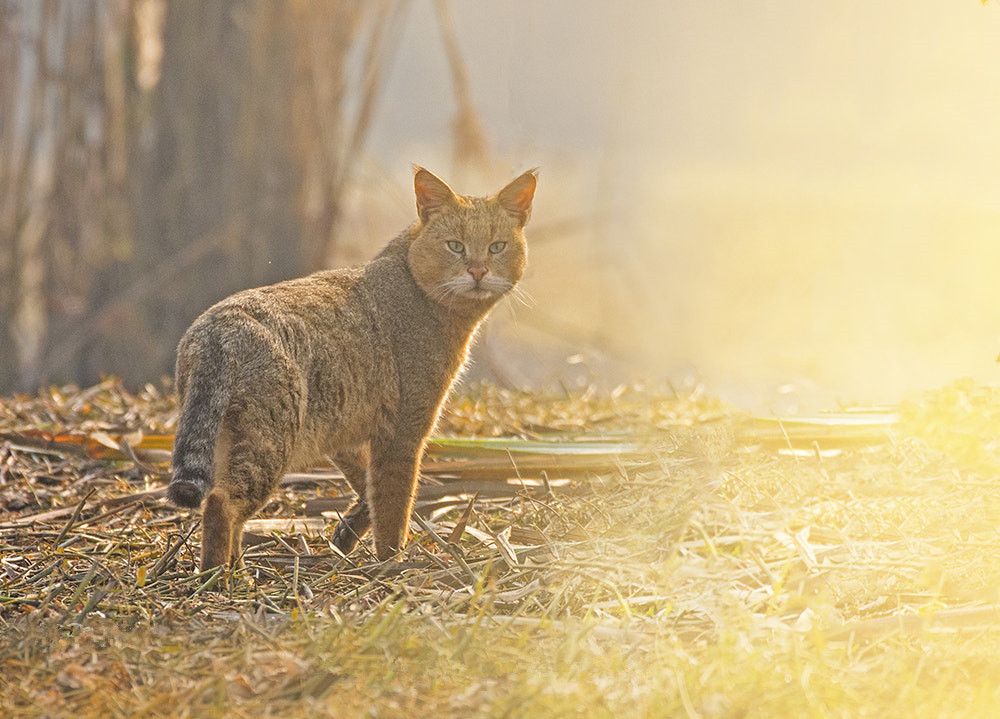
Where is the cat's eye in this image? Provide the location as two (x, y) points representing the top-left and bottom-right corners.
(489, 241), (507, 254)
(446, 241), (465, 255)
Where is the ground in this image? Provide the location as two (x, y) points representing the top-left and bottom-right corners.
(1, 379), (999, 718)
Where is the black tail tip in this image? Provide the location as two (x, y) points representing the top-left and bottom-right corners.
(167, 479), (204, 508)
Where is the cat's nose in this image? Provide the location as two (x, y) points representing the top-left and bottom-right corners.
(467, 266), (488, 282)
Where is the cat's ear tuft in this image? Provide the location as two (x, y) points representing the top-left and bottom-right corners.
(414, 166), (458, 223)
(496, 169), (538, 226)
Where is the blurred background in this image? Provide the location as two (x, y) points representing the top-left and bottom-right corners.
(1, 1), (998, 411)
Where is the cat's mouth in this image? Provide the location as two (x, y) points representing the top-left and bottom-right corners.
(434, 276), (511, 303)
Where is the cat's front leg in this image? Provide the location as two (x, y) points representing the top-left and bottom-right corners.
(367, 437), (424, 561)
(330, 445), (372, 555)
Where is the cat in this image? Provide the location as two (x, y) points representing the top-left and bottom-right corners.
(167, 166), (537, 570)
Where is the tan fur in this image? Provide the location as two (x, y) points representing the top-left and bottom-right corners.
(168, 167), (537, 570)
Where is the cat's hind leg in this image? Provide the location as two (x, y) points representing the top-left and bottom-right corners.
(200, 383), (300, 572)
(201, 490), (235, 570)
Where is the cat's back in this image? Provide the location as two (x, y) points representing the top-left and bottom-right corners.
(176, 266), (378, 377)
(223, 266), (363, 320)
(187, 265), (361, 331)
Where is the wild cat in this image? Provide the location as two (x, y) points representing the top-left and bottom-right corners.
(168, 167), (537, 570)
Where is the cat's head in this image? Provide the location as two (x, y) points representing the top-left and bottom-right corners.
(407, 167), (536, 308)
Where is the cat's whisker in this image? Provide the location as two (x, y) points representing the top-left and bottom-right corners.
(432, 276), (472, 299)
(501, 294), (521, 323)
(507, 284), (535, 308)
(429, 277), (469, 303)
(433, 280), (473, 308)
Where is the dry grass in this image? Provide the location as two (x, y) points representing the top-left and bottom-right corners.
(1, 378), (999, 717)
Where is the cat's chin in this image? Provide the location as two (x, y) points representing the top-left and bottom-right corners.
(462, 287), (497, 301)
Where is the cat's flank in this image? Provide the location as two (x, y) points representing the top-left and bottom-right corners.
(168, 167), (537, 570)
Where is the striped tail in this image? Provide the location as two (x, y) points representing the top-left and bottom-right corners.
(168, 363), (229, 508)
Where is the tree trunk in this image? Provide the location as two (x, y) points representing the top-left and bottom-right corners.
(0, 0), (372, 392)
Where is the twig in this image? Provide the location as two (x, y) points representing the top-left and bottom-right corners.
(412, 513), (478, 586)
(53, 488), (97, 546)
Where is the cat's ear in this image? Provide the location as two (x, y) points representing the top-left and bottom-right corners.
(495, 169), (538, 226)
(414, 166), (458, 223)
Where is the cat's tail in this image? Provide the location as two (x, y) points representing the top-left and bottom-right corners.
(168, 353), (230, 509)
